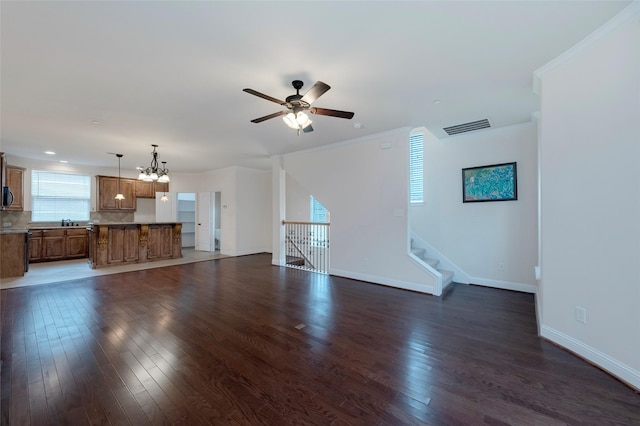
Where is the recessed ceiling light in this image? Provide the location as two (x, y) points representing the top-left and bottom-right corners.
(59, 160), (68, 163)
(353, 122), (363, 129)
(91, 120), (100, 124)
(44, 151), (56, 155)
(433, 100), (441, 104)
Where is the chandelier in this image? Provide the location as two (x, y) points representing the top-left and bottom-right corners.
(137, 144), (170, 182)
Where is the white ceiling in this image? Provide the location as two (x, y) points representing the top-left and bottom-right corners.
(0, 1), (630, 173)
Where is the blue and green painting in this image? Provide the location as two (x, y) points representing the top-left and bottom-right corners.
(463, 163), (516, 202)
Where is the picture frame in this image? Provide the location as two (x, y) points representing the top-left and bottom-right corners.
(462, 162), (517, 203)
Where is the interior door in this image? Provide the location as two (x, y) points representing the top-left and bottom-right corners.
(195, 192), (213, 251)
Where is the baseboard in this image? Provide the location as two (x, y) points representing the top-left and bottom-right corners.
(330, 268), (438, 295)
(272, 257), (285, 266)
(222, 248), (270, 257)
(540, 324), (640, 391)
(469, 276), (537, 294)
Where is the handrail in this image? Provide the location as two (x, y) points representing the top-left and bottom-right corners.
(282, 220), (330, 226)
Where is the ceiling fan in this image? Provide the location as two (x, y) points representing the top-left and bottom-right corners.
(243, 80), (354, 134)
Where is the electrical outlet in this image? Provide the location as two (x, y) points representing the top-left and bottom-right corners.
(498, 263), (505, 271)
(575, 306), (587, 324)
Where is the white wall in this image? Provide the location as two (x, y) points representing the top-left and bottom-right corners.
(286, 173), (312, 222)
(282, 128), (439, 294)
(194, 166), (271, 256)
(410, 124), (538, 290)
(536, 3), (640, 389)
(236, 167), (271, 255)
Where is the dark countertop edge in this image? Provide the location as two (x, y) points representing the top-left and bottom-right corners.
(27, 222), (182, 230)
(87, 222), (182, 226)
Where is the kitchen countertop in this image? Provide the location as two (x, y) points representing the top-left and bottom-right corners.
(0, 228), (29, 234)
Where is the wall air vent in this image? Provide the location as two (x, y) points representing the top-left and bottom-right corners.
(443, 119), (491, 136)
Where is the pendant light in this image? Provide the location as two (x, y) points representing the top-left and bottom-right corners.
(115, 153), (125, 200)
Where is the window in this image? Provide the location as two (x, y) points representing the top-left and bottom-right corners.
(409, 132), (424, 204)
(310, 196), (328, 223)
(32, 170), (91, 222)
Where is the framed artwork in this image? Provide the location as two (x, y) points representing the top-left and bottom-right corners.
(462, 162), (517, 203)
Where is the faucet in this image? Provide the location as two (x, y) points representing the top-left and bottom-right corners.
(61, 219), (73, 226)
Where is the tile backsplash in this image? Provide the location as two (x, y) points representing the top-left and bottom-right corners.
(0, 210), (135, 229)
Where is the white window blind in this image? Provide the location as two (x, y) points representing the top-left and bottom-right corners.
(31, 170), (91, 222)
(310, 196), (328, 223)
(409, 132), (424, 204)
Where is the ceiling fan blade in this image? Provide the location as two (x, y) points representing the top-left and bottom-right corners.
(303, 124), (314, 133)
(243, 88), (286, 105)
(301, 81), (330, 104)
(250, 110), (287, 123)
(310, 107), (354, 119)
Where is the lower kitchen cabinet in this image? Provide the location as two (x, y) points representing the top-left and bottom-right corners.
(43, 229), (65, 261)
(29, 230), (43, 262)
(66, 228), (89, 259)
(107, 225), (139, 264)
(29, 228), (89, 262)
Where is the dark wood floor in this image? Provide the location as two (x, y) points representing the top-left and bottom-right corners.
(1, 254), (638, 425)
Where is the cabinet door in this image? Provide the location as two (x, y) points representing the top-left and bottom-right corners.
(119, 179), (136, 210)
(135, 180), (154, 198)
(5, 166), (24, 211)
(29, 231), (43, 262)
(123, 227), (139, 262)
(97, 176), (119, 210)
(43, 230), (65, 260)
(66, 229), (88, 259)
(107, 226), (138, 264)
(154, 181), (169, 195)
(148, 225), (173, 259)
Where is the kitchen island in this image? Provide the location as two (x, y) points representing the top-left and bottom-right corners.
(88, 222), (182, 269)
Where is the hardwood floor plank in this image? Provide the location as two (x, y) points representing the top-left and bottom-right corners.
(2, 254), (639, 425)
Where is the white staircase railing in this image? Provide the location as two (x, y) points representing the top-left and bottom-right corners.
(283, 221), (329, 274)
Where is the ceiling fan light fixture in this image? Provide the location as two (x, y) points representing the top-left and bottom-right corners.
(296, 111), (309, 125)
(283, 112), (298, 129)
(283, 111), (312, 130)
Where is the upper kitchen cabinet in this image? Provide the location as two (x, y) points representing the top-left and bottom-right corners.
(5, 165), (25, 211)
(96, 175), (136, 211)
(135, 180), (169, 198)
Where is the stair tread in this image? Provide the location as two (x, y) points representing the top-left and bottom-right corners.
(423, 257), (439, 268)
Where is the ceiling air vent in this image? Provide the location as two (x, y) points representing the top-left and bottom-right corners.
(443, 119), (491, 136)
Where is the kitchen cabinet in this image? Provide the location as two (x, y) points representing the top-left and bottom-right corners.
(147, 224), (173, 259)
(1, 231), (28, 278)
(29, 230), (43, 262)
(96, 176), (136, 211)
(107, 225), (139, 264)
(5, 165), (25, 211)
(29, 228), (89, 262)
(66, 228), (88, 259)
(43, 229), (65, 261)
(135, 180), (169, 198)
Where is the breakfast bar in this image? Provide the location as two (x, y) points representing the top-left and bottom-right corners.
(88, 222), (182, 269)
